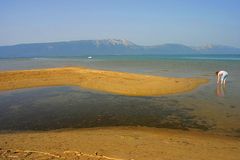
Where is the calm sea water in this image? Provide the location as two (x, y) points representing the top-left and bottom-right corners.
(0, 55), (239, 136)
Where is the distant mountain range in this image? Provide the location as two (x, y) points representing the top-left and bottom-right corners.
(0, 39), (239, 58)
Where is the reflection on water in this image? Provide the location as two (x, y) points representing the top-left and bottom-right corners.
(216, 84), (226, 97)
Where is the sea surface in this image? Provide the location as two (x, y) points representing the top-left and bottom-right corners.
(0, 54), (239, 136)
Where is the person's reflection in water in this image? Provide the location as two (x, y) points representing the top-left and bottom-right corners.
(216, 84), (226, 97)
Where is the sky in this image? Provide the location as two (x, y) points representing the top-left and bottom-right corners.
(0, 0), (240, 47)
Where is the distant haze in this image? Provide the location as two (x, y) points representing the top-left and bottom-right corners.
(0, 0), (240, 47)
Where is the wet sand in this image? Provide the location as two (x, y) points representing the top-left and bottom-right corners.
(0, 67), (208, 96)
(0, 127), (239, 160)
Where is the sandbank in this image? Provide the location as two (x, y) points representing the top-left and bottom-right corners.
(0, 67), (208, 96)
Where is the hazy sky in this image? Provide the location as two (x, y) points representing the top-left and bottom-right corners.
(0, 0), (240, 47)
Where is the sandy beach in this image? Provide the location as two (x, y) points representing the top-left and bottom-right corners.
(0, 67), (208, 96)
(3, 67), (238, 160)
(0, 127), (239, 160)
(0, 67), (239, 160)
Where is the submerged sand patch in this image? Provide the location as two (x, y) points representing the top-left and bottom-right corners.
(0, 67), (208, 96)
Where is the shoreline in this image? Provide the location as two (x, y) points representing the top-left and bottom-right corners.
(0, 67), (208, 96)
(0, 126), (239, 160)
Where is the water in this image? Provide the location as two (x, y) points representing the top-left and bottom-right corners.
(0, 55), (239, 136)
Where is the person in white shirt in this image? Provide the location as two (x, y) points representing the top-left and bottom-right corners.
(216, 70), (228, 85)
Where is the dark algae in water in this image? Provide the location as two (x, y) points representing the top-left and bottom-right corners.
(0, 87), (213, 131)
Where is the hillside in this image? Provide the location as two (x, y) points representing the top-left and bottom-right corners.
(0, 39), (239, 58)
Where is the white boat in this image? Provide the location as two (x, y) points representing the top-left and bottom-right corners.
(88, 56), (92, 59)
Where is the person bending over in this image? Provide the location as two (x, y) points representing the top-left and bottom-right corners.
(216, 70), (228, 85)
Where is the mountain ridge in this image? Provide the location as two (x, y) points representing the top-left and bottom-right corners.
(0, 39), (239, 58)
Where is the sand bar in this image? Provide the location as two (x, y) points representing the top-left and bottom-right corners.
(0, 127), (239, 160)
(0, 67), (208, 96)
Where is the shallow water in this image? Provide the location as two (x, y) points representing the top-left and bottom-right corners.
(0, 55), (239, 136)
